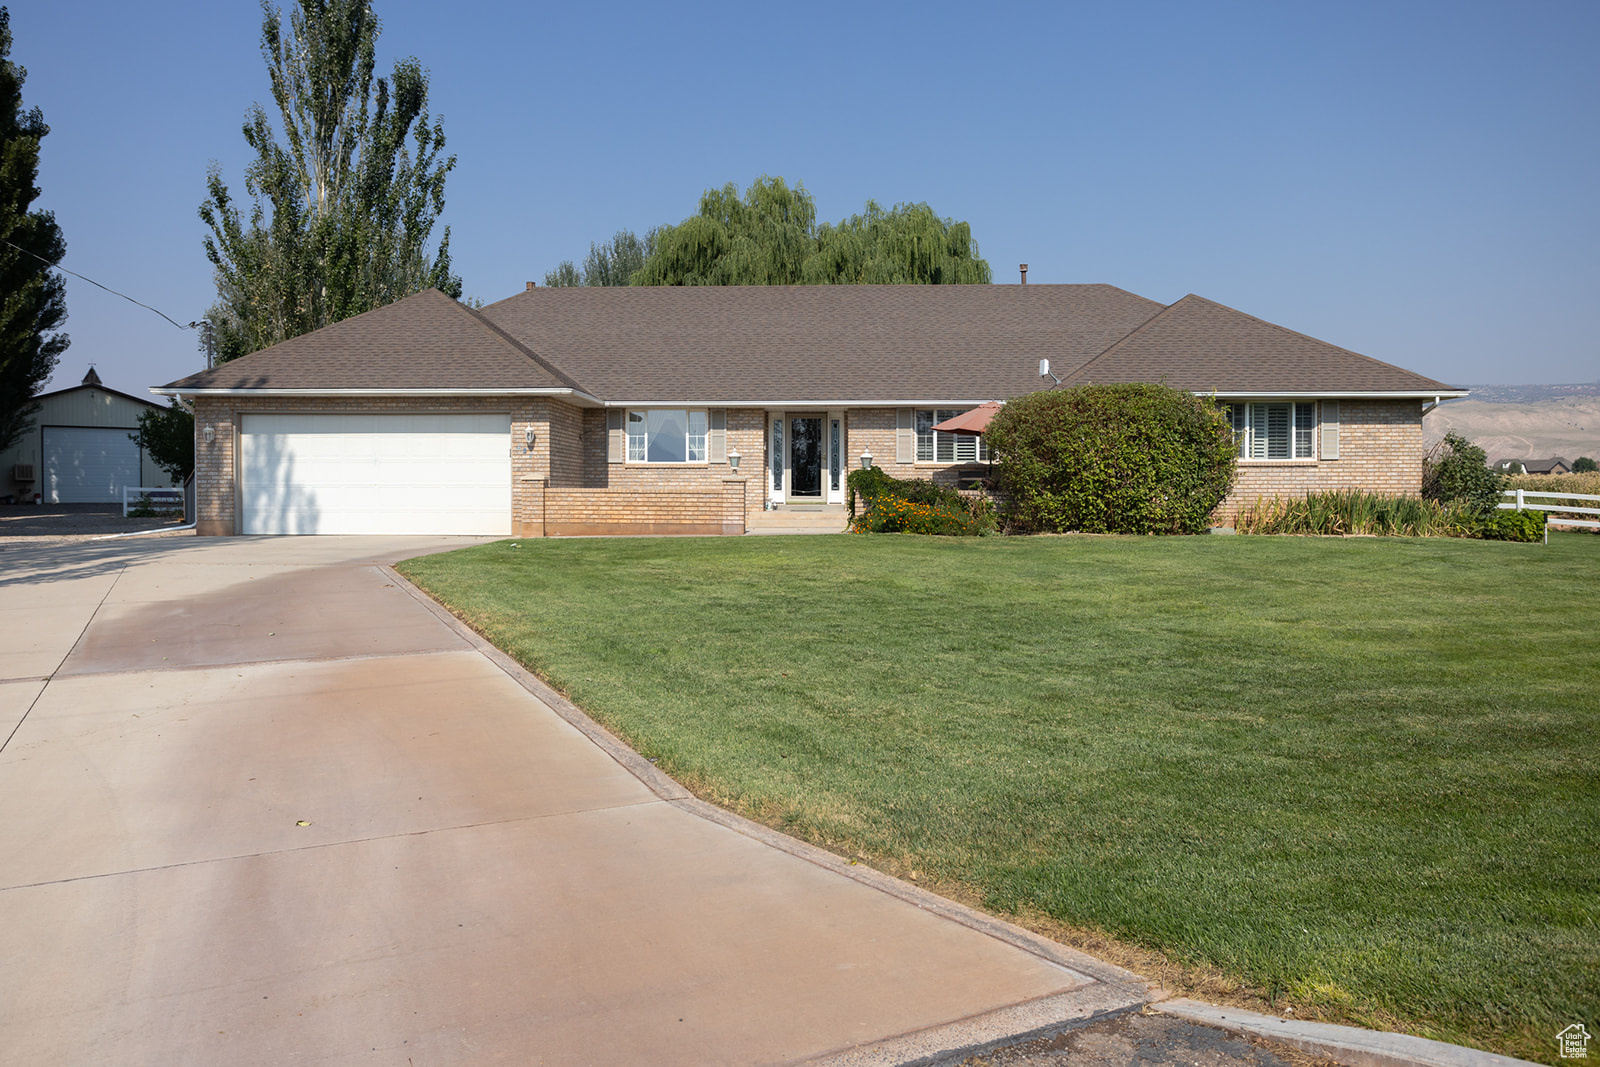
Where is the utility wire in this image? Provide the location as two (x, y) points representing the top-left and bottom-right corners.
(0, 237), (204, 332)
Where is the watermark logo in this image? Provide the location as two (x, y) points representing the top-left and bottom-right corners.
(1558, 1023), (1591, 1060)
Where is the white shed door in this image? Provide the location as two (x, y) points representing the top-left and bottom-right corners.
(240, 413), (512, 535)
(44, 426), (141, 503)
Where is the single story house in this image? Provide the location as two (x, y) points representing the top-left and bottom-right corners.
(1501, 457), (1571, 476)
(2, 367), (178, 504)
(156, 283), (1466, 536)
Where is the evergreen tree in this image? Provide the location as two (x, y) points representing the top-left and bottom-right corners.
(0, 7), (68, 452)
(200, 0), (460, 363)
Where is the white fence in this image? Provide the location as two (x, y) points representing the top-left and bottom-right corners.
(122, 486), (185, 517)
(1498, 488), (1600, 543)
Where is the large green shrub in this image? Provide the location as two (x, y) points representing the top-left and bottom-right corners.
(982, 383), (1237, 534)
(1423, 432), (1504, 514)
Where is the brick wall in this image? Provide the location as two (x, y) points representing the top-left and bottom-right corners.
(191, 395), (1427, 535)
(1217, 399), (1425, 522)
(537, 480), (750, 536)
(846, 407), (989, 489)
(192, 397), (236, 535)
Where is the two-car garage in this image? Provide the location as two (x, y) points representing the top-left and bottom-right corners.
(238, 413), (512, 535)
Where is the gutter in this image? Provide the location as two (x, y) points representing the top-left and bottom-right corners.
(148, 386), (605, 405)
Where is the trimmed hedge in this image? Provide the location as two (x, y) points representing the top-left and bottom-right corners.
(983, 383), (1237, 534)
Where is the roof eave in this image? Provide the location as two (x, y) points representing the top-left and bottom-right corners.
(151, 386), (604, 406)
(1202, 389), (1470, 399)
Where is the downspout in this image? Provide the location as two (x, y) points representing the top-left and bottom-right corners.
(1421, 395), (1442, 415)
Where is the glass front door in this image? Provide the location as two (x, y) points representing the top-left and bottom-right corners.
(790, 416), (823, 497)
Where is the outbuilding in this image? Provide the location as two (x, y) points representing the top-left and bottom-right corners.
(2, 368), (177, 505)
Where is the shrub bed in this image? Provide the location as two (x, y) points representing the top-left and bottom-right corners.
(1237, 490), (1471, 537)
(846, 467), (995, 535)
(849, 494), (989, 535)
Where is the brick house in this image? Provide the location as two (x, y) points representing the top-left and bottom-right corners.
(157, 284), (1465, 536)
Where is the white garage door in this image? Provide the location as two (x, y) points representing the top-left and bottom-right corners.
(44, 426), (141, 503)
(240, 413), (512, 535)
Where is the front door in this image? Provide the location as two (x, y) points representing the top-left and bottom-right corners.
(789, 416), (823, 497)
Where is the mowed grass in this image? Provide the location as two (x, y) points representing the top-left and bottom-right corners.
(398, 532), (1599, 1061)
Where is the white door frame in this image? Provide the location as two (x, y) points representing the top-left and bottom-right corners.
(769, 410), (840, 504)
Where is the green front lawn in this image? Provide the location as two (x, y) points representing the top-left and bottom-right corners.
(398, 532), (1599, 1062)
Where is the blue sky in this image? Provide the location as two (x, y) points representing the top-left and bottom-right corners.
(13, 0), (1598, 400)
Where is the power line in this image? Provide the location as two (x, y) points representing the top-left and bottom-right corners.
(0, 237), (203, 332)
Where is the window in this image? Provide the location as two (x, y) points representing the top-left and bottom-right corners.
(915, 409), (991, 463)
(626, 409), (708, 463)
(1228, 402), (1316, 460)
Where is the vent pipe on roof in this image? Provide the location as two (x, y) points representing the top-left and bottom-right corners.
(1019, 264), (1028, 284)
(526, 281), (536, 290)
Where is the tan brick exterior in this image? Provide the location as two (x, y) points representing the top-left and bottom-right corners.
(1216, 399), (1425, 522)
(191, 396), (1426, 536)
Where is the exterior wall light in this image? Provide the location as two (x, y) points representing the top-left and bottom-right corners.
(202, 425), (215, 444)
(524, 427), (536, 450)
(728, 448), (741, 470)
(860, 449), (873, 469)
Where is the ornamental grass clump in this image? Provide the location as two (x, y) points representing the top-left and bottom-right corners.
(983, 383), (1236, 534)
(1237, 490), (1472, 537)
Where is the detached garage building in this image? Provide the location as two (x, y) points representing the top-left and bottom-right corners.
(0, 368), (178, 504)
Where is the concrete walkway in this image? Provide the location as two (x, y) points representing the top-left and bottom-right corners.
(0, 535), (1146, 1065)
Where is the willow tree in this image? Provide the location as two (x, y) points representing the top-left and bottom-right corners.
(0, 7), (68, 452)
(628, 176), (990, 286)
(807, 201), (991, 284)
(200, 0), (459, 363)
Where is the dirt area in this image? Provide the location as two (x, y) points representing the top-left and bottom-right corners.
(0, 504), (191, 547)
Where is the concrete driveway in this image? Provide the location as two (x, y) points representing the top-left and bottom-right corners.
(0, 534), (1146, 1065)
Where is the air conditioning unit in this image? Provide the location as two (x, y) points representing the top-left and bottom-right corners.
(12, 463), (35, 483)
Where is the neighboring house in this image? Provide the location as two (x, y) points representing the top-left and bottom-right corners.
(157, 284), (1466, 536)
(1517, 457), (1571, 475)
(1, 368), (177, 505)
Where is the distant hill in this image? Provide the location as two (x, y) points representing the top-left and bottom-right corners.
(1450, 383), (1600, 404)
(1424, 383), (1600, 465)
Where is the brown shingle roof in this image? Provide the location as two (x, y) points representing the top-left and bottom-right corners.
(476, 284), (1166, 403)
(1065, 294), (1460, 394)
(160, 284), (1463, 402)
(163, 288), (583, 392)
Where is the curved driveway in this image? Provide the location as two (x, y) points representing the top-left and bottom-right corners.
(0, 535), (1145, 1065)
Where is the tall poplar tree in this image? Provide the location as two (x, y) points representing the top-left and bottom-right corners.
(543, 229), (652, 287)
(0, 7), (68, 452)
(200, 0), (460, 364)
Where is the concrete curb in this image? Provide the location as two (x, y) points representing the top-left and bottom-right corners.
(1155, 999), (1541, 1067)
